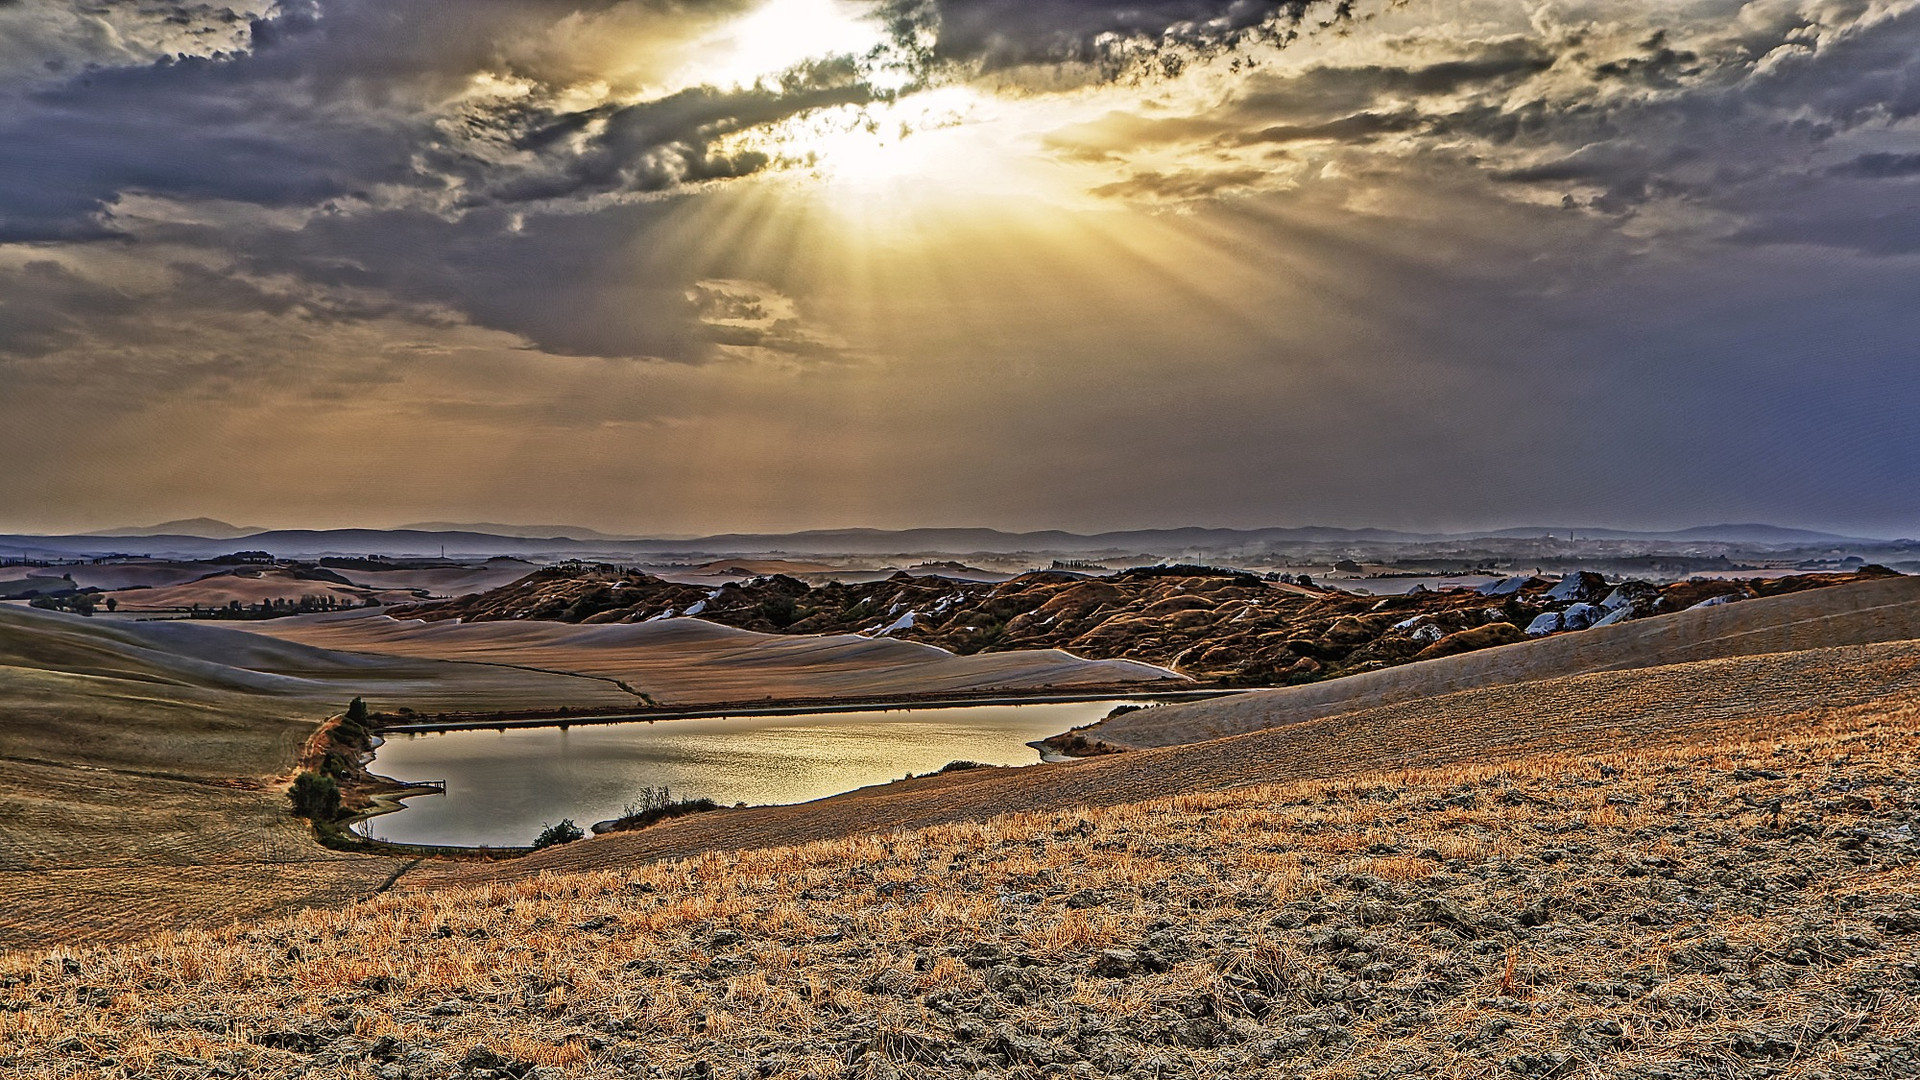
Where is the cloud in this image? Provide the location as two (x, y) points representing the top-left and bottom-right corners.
(689, 278), (853, 366)
(878, 0), (1346, 75)
(0, 260), (140, 359)
(1032, 0), (1920, 244)
(423, 72), (874, 211)
(1090, 166), (1273, 201)
(1829, 151), (1920, 178)
(0, 246), (476, 406)
(0, 1), (265, 87)
(0, 0), (889, 242)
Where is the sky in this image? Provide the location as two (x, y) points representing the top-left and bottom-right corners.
(1, 0), (1918, 538)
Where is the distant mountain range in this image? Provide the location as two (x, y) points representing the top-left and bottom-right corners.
(85, 518), (268, 540)
(1475, 524), (1873, 545)
(0, 520), (1901, 562)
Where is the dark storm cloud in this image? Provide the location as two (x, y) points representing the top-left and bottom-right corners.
(1473, 5), (1920, 225)
(426, 66), (874, 208)
(0, 90), (400, 242)
(0, 0), (869, 242)
(1054, 0), (1920, 259)
(8, 1), (1920, 256)
(1232, 109), (1422, 145)
(0, 1), (260, 87)
(0, 249), (460, 410)
(0, 0), (1357, 242)
(229, 203), (715, 361)
(878, 0), (1344, 73)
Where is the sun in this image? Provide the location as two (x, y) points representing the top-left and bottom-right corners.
(675, 0), (889, 92)
(653, 0), (1146, 229)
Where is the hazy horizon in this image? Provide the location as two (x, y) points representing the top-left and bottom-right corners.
(1, 513), (1907, 544)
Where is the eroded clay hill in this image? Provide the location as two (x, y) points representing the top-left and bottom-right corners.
(389, 563), (1896, 684)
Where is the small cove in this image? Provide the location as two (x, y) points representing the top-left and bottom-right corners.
(360, 699), (1144, 847)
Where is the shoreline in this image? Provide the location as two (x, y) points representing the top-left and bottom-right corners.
(303, 688), (1240, 858)
(373, 686), (1241, 734)
(352, 690), (1235, 852)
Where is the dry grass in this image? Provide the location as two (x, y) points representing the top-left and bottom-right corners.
(4, 700), (1916, 1078)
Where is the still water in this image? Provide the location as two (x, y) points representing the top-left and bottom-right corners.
(361, 700), (1142, 847)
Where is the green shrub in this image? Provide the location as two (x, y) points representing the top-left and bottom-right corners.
(289, 772), (341, 820)
(531, 819), (584, 849)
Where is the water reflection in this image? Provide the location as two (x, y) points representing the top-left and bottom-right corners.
(362, 700), (1141, 847)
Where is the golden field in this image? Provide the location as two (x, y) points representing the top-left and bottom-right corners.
(4, 698), (1916, 1078)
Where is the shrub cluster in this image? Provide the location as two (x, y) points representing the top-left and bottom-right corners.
(531, 819), (585, 849)
(288, 772), (341, 820)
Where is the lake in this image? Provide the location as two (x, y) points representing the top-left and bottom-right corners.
(360, 699), (1144, 847)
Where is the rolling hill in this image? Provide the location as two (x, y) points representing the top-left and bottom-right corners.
(0, 606), (636, 948)
(1073, 573), (1920, 749)
(3, 569), (1917, 955)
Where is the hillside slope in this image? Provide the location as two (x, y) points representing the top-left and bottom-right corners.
(6, 573), (1918, 950)
(0, 606), (639, 949)
(1077, 574), (1920, 749)
(390, 563), (1894, 684)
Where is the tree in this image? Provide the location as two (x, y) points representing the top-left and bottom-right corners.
(336, 697), (373, 745)
(104, 597), (118, 613)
